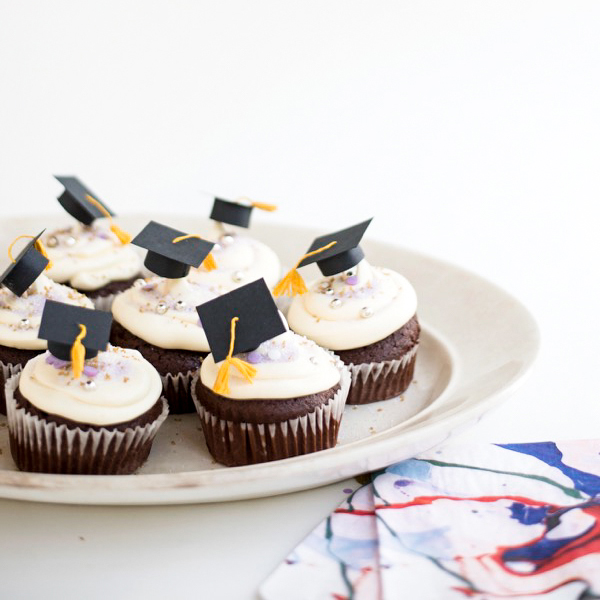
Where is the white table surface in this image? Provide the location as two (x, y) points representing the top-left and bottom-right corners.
(1, 2), (599, 598)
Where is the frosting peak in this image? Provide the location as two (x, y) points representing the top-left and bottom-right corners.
(18, 346), (163, 425)
(200, 330), (341, 399)
(43, 220), (141, 291)
(0, 274), (94, 350)
(287, 259), (418, 350)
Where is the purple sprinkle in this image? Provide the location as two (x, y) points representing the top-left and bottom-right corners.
(83, 366), (99, 377)
(246, 351), (264, 364)
(46, 355), (69, 369)
(343, 488), (353, 494)
(345, 275), (359, 285)
(97, 232), (110, 240)
(393, 479), (411, 488)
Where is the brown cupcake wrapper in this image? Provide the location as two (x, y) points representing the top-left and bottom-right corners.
(0, 359), (24, 416)
(5, 373), (169, 475)
(346, 343), (419, 405)
(160, 369), (199, 414)
(191, 357), (351, 466)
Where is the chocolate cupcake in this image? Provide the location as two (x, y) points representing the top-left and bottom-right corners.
(5, 301), (168, 475)
(279, 219), (420, 405)
(111, 220), (220, 413)
(42, 176), (142, 309)
(193, 279), (350, 466)
(0, 233), (93, 414)
(187, 196), (281, 292)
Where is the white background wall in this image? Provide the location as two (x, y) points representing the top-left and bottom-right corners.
(2, 1), (599, 440)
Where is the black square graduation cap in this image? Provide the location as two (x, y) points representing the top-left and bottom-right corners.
(0, 232), (49, 297)
(210, 198), (254, 228)
(298, 218), (373, 276)
(197, 279), (286, 362)
(38, 300), (113, 361)
(54, 176), (115, 225)
(132, 220), (215, 279)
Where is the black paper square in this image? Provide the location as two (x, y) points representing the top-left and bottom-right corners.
(0, 231), (49, 297)
(197, 279), (286, 362)
(55, 176), (114, 225)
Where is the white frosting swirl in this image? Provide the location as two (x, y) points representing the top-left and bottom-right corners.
(18, 346), (162, 425)
(43, 219), (142, 291)
(200, 330), (341, 399)
(112, 276), (222, 351)
(188, 224), (281, 291)
(0, 274), (94, 350)
(287, 259), (417, 350)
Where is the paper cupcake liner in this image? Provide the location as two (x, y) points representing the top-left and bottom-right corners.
(91, 293), (117, 312)
(191, 356), (351, 466)
(0, 360), (24, 416)
(161, 369), (199, 414)
(345, 343), (419, 405)
(5, 373), (169, 475)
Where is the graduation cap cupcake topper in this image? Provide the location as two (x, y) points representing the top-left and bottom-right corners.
(38, 300), (113, 379)
(274, 219), (373, 297)
(1, 232), (52, 297)
(54, 176), (131, 244)
(210, 197), (277, 229)
(132, 220), (217, 279)
(197, 279), (287, 394)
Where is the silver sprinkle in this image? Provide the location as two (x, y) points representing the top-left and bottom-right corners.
(360, 306), (373, 318)
(18, 318), (30, 329)
(220, 234), (235, 247)
(324, 287), (334, 295)
(155, 301), (168, 315)
(345, 268), (356, 277)
(133, 278), (146, 288)
(232, 271), (244, 283)
(83, 380), (96, 391)
(330, 298), (342, 309)
(46, 236), (58, 248)
(175, 300), (186, 311)
(65, 236), (77, 247)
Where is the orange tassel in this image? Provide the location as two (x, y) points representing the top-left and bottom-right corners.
(251, 201), (277, 212)
(7, 235), (53, 271)
(85, 195), (132, 245)
(213, 317), (257, 395)
(71, 324), (87, 379)
(273, 241), (337, 297)
(172, 234), (218, 272)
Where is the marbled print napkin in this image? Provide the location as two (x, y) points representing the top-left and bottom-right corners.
(260, 440), (600, 600)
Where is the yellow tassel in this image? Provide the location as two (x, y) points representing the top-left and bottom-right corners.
(213, 317), (257, 395)
(201, 252), (217, 272)
(34, 239), (53, 270)
(85, 195), (131, 245)
(7, 235), (53, 271)
(273, 240), (337, 297)
(251, 201), (277, 212)
(110, 223), (132, 245)
(172, 234), (218, 271)
(71, 324), (87, 380)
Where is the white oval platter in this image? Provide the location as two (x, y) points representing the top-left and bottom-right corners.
(0, 215), (539, 505)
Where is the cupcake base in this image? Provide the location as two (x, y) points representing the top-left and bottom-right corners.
(110, 320), (206, 414)
(6, 374), (168, 475)
(191, 360), (351, 467)
(336, 316), (420, 405)
(0, 345), (43, 415)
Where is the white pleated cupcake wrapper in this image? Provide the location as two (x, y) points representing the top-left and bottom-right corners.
(191, 353), (351, 445)
(5, 372), (169, 466)
(1, 360), (23, 388)
(160, 369), (195, 396)
(91, 293), (117, 312)
(348, 343), (419, 385)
